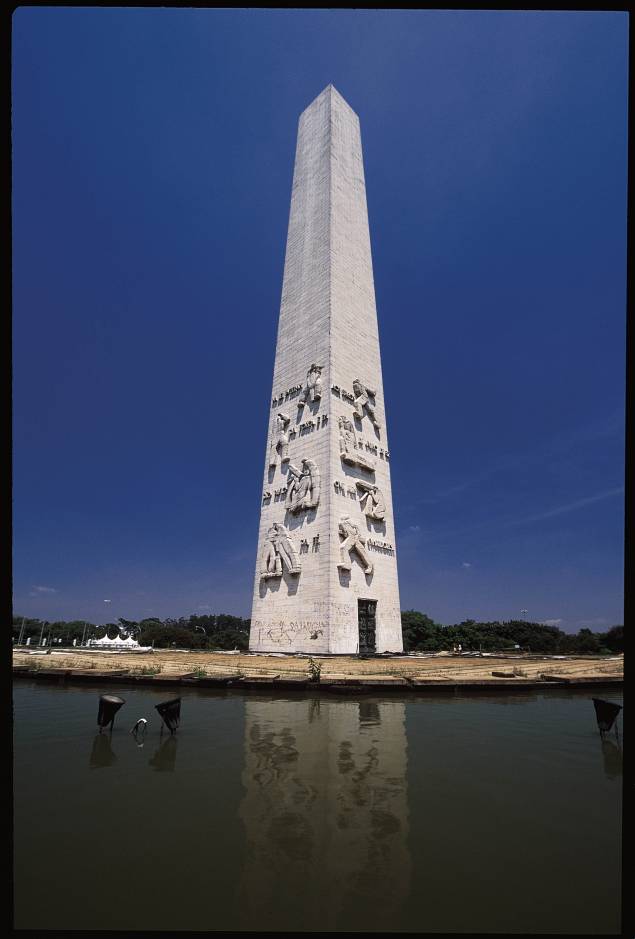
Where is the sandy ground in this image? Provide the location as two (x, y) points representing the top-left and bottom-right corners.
(13, 648), (624, 683)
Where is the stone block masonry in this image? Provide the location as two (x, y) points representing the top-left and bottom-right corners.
(249, 85), (403, 654)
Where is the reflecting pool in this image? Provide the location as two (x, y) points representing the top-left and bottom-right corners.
(13, 683), (622, 932)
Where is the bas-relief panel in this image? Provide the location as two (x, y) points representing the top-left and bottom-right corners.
(352, 378), (381, 433)
(268, 405), (328, 473)
(268, 411), (291, 468)
(285, 459), (320, 513)
(338, 415), (377, 473)
(337, 515), (373, 576)
(297, 364), (323, 408)
(260, 524), (301, 579)
(331, 382), (389, 456)
(259, 373), (327, 598)
(356, 481), (386, 520)
(236, 698), (410, 931)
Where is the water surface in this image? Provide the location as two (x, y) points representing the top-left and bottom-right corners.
(13, 683), (622, 932)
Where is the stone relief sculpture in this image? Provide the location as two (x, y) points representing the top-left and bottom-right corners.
(337, 515), (374, 575)
(269, 412), (291, 467)
(339, 415), (376, 472)
(285, 459), (321, 513)
(298, 364), (323, 408)
(356, 481), (386, 520)
(261, 523), (301, 578)
(352, 378), (381, 433)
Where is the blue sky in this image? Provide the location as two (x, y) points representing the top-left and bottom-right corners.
(12, 9), (627, 630)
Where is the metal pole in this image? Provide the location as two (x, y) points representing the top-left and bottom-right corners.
(39, 621), (46, 646)
(18, 617), (26, 645)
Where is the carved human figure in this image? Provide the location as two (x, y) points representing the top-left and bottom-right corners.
(339, 414), (356, 457)
(338, 415), (376, 472)
(357, 482), (386, 520)
(273, 523), (301, 574)
(298, 364), (323, 408)
(338, 515), (373, 575)
(261, 523), (301, 578)
(269, 412), (291, 467)
(261, 525), (282, 578)
(285, 459), (321, 513)
(352, 378), (381, 432)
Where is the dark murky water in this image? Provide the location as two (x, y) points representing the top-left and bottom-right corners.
(13, 682), (622, 932)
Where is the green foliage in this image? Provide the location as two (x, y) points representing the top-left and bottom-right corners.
(12, 617), (90, 645)
(603, 625), (624, 653)
(307, 658), (322, 682)
(399, 612), (624, 655)
(133, 614), (250, 650)
(12, 614), (249, 651)
(137, 624), (207, 649)
(401, 610), (445, 651)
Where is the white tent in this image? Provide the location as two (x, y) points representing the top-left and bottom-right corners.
(87, 635), (151, 651)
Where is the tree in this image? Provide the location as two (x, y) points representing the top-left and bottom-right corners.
(137, 624), (206, 649)
(600, 626), (623, 653)
(401, 611), (443, 652)
(573, 628), (601, 654)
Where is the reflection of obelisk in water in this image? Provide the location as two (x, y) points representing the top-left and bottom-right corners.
(249, 85), (402, 654)
(237, 697), (410, 931)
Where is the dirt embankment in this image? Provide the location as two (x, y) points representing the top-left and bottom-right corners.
(13, 648), (623, 688)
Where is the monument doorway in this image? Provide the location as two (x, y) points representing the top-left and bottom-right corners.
(358, 599), (377, 655)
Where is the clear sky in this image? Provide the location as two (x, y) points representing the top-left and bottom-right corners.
(12, 9), (627, 629)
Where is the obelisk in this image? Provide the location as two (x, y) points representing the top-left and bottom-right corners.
(249, 85), (402, 654)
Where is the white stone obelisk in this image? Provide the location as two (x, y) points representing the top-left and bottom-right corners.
(249, 85), (402, 654)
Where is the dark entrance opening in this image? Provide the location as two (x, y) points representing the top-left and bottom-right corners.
(358, 599), (377, 655)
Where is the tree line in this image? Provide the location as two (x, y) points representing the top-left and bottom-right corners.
(11, 614), (251, 651)
(401, 611), (623, 655)
(12, 611), (623, 654)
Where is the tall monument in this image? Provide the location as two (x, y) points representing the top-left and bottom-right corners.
(249, 85), (402, 654)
